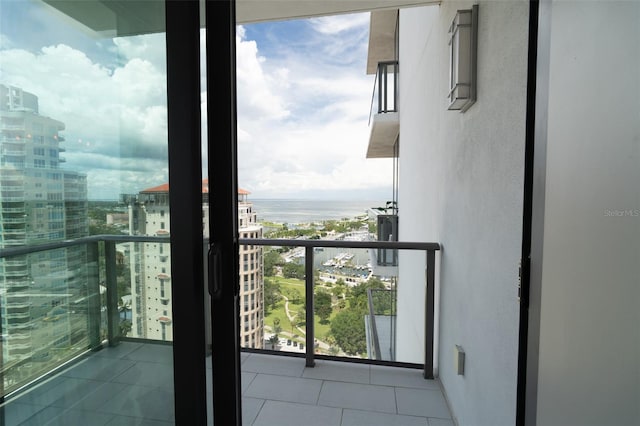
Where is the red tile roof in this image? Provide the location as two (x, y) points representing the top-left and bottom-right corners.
(141, 179), (249, 195)
(140, 183), (169, 193)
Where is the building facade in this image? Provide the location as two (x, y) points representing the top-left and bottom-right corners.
(125, 181), (264, 347)
(365, 2), (639, 425)
(0, 84), (89, 366)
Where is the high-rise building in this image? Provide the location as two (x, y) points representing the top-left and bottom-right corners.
(125, 180), (264, 347)
(0, 84), (89, 363)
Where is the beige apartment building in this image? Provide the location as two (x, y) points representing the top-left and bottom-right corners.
(125, 180), (264, 347)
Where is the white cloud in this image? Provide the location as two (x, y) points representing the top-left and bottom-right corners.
(235, 13), (393, 199)
(309, 13), (370, 34)
(0, 38), (169, 199)
(0, 12), (391, 200)
(236, 28), (290, 122)
(112, 33), (167, 71)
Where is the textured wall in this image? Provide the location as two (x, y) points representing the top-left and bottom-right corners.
(396, 2), (528, 424)
(535, 2), (640, 425)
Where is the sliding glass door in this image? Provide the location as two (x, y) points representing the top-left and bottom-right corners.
(0, 0), (240, 424)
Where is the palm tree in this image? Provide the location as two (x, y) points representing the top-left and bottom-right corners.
(267, 334), (279, 350)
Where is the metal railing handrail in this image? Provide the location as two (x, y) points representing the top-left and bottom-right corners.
(238, 238), (439, 251)
(0, 234), (170, 258)
(0, 234), (440, 254)
(0, 234), (439, 380)
(367, 288), (383, 361)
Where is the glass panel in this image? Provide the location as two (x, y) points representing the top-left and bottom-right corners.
(255, 244), (306, 353)
(0, 1), (174, 423)
(253, 241), (426, 363)
(0, 243), (100, 395)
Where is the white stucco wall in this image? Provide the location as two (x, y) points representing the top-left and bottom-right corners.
(535, 2), (640, 425)
(396, 2), (528, 424)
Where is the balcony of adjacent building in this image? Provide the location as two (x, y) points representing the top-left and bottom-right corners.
(0, 190), (25, 202)
(0, 235), (449, 426)
(4, 279), (30, 290)
(1, 203), (26, 214)
(0, 149), (26, 157)
(0, 136), (26, 145)
(6, 298), (31, 310)
(366, 60), (399, 159)
(0, 123), (25, 131)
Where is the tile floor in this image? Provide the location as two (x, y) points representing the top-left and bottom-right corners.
(1, 342), (453, 425)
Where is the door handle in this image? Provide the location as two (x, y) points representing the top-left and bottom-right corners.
(208, 244), (222, 299)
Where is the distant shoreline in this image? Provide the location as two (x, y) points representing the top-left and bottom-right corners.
(251, 199), (385, 225)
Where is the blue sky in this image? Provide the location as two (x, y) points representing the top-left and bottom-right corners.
(0, 1), (393, 200)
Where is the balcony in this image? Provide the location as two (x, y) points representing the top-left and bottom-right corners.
(5, 279), (30, 289)
(0, 235), (447, 425)
(0, 123), (25, 130)
(0, 150), (26, 156)
(1, 207), (26, 213)
(0, 136), (25, 144)
(0, 195), (25, 202)
(1, 217), (26, 224)
(0, 341), (452, 425)
(367, 61), (399, 159)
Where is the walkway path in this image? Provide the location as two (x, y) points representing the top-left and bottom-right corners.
(276, 296), (335, 353)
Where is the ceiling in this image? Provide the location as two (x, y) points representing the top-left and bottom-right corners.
(43, 0), (439, 37)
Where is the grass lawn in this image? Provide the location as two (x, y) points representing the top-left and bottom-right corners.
(263, 276), (345, 346)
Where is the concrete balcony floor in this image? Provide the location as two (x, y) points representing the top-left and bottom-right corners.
(1, 342), (453, 425)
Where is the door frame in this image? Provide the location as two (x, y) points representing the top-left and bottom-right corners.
(516, 0), (549, 424)
(165, 1), (208, 423)
(205, 0), (244, 425)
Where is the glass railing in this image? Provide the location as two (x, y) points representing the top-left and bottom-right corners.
(0, 235), (439, 400)
(0, 235), (168, 398)
(242, 238), (439, 378)
(366, 288), (397, 361)
(0, 240), (102, 397)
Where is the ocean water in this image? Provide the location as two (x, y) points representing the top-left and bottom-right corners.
(251, 199), (384, 224)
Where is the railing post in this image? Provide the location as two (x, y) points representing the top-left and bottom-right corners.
(104, 240), (120, 346)
(367, 289), (382, 360)
(424, 249), (435, 379)
(378, 64), (383, 113)
(87, 242), (102, 349)
(305, 246), (315, 367)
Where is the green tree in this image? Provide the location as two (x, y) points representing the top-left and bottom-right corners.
(284, 288), (301, 304)
(349, 278), (386, 310)
(263, 250), (282, 276)
(314, 290), (333, 323)
(332, 279), (347, 300)
(267, 334), (279, 350)
(272, 317), (282, 336)
(263, 277), (281, 313)
(330, 308), (366, 355)
(283, 262), (305, 279)
(119, 320), (132, 337)
(89, 222), (124, 236)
